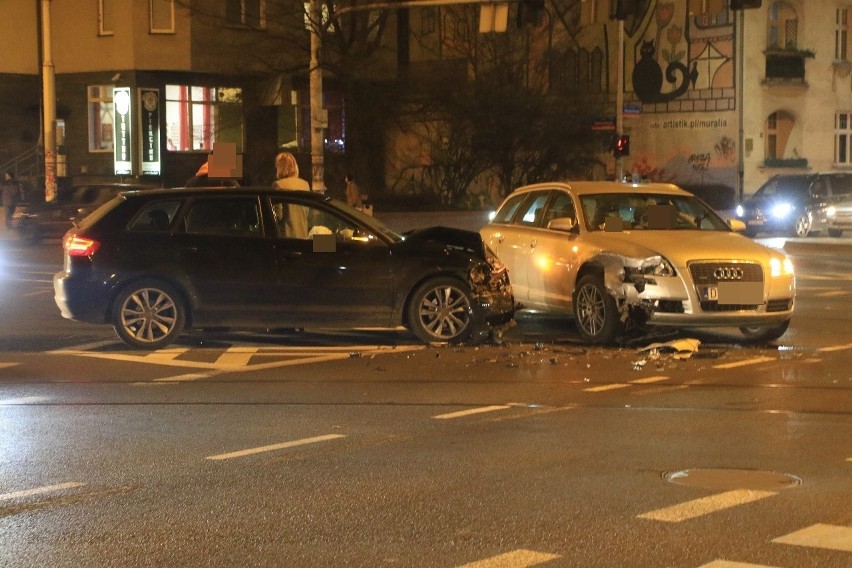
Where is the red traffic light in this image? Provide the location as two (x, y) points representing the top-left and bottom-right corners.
(613, 135), (630, 158)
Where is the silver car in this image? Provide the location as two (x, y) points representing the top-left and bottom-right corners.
(481, 182), (796, 343)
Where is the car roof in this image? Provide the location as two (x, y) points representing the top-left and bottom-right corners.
(119, 186), (330, 201)
(510, 181), (692, 197)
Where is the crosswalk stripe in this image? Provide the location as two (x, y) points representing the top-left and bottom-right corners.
(0, 362), (19, 370)
(630, 375), (670, 384)
(433, 405), (511, 420)
(584, 383), (628, 392)
(712, 357), (775, 370)
(637, 489), (777, 522)
(457, 549), (560, 567)
(215, 346), (258, 367)
(0, 482), (86, 501)
(205, 434), (346, 461)
(697, 561), (779, 567)
(772, 523), (852, 553)
(144, 347), (189, 361)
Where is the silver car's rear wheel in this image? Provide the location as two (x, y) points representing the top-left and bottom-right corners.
(407, 277), (474, 344)
(112, 280), (186, 349)
(573, 275), (621, 344)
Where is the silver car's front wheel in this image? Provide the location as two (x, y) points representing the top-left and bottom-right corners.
(407, 277), (474, 344)
(112, 280), (186, 349)
(573, 275), (621, 344)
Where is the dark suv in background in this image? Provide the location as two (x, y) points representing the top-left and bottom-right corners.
(735, 173), (852, 237)
(11, 181), (160, 243)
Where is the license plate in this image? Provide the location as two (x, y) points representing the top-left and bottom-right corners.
(700, 283), (763, 304)
(700, 286), (718, 301)
(749, 219), (764, 225)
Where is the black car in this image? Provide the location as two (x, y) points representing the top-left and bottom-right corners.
(54, 187), (514, 349)
(11, 181), (160, 243)
(735, 173), (852, 237)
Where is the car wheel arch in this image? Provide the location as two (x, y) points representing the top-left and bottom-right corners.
(400, 270), (469, 329)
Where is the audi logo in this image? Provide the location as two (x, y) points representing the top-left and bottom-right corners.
(714, 267), (745, 280)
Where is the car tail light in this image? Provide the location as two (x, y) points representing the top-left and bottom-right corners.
(64, 234), (100, 257)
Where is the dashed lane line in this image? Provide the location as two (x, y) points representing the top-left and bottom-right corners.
(814, 290), (850, 297)
(0, 482), (86, 501)
(0, 396), (50, 404)
(0, 362), (19, 370)
(697, 562), (779, 568)
(205, 434), (346, 461)
(637, 489), (777, 523)
(817, 342), (852, 353)
(433, 405), (512, 420)
(583, 375), (670, 393)
(456, 549), (561, 568)
(154, 373), (213, 383)
(772, 523), (852, 553)
(712, 357), (776, 370)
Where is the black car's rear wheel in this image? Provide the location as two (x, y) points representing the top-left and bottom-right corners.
(573, 275), (622, 344)
(407, 277), (474, 344)
(111, 280), (186, 349)
(739, 320), (790, 343)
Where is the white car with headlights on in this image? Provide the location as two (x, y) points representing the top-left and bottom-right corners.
(481, 181), (795, 344)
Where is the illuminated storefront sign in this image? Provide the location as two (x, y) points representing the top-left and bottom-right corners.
(113, 87), (133, 175)
(139, 89), (161, 175)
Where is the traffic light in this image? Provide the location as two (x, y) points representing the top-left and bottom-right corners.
(517, 0), (545, 27)
(613, 135), (630, 158)
(730, 0), (762, 9)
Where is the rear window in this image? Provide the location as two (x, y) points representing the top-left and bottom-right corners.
(129, 201), (183, 232)
(75, 195), (126, 229)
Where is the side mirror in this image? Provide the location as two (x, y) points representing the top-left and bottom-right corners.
(728, 219), (746, 232)
(547, 217), (577, 232)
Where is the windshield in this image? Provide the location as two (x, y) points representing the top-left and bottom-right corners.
(326, 197), (403, 243)
(753, 176), (811, 199)
(580, 193), (731, 232)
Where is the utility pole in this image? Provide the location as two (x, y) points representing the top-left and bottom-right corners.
(41, 0), (57, 201)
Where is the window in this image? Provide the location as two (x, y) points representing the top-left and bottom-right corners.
(768, 2), (798, 49)
(297, 89), (345, 152)
(270, 198), (371, 243)
(130, 201), (182, 232)
(226, 0), (265, 29)
(421, 7), (437, 34)
(149, 0), (175, 34)
(165, 85), (243, 152)
(836, 111), (852, 164)
(98, 0), (114, 36)
(837, 8), (849, 61)
(184, 198), (262, 237)
(765, 110), (795, 161)
(88, 85), (114, 152)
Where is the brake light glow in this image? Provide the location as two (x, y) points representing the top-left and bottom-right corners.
(64, 235), (100, 257)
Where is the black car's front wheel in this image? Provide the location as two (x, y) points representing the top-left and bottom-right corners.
(573, 275), (622, 344)
(407, 277), (475, 344)
(792, 213), (811, 238)
(111, 280), (186, 349)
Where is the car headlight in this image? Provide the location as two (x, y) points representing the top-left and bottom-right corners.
(771, 202), (793, 219)
(736, 205), (744, 217)
(826, 206), (836, 218)
(770, 256), (795, 278)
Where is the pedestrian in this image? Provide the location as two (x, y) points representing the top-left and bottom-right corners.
(2, 170), (24, 231)
(185, 161), (239, 187)
(273, 151), (310, 238)
(344, 173), (362, 208)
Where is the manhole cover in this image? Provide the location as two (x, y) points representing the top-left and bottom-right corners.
(664, 468), (801, 490)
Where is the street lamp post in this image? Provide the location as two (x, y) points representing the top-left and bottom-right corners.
(41, 0), (57, 202)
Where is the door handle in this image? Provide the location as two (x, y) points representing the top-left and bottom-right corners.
(529, 239), (537, 249)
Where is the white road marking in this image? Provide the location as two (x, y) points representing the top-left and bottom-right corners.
(0, 396), (49, 404)
(817, 342), (852, 353)
(205, 434), (346, 461)
(154, 373), (212, 383)
(772, 523), (852, 553)
(433, 405), (511, 420)
(637, 489), (777, 522)
(0, 362), (19, 370)
(214, 346), (258, 366)
(712, 357), (775, 370)
(143, 347), (189, 361)
(698, 561), (779, 568)
(0, 481), (86, 501)
(457, 549), (561, 568)
(814, 290), (849, 297)
(584, 375), (671, 392)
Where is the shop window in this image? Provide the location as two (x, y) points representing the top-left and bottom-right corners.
(165, 85), (243, 153)
(297, 89), (346, 153)
(150, 0), (175, 34)
(98, 0), (114, 36)
(88, 85), (114, 152)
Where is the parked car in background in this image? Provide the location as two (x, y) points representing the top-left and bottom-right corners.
(735, 173), (852, 237)
(481, 181), (795, 344)
(826, 194), (852, 237)
(54, 187), (514, 349)
(11, 181), (160, 243)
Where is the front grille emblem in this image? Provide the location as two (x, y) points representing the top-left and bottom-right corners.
(713, 266), (745, 280)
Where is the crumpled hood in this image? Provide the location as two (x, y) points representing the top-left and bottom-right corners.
(583, 230), (780, 267)
(402, 226), (483, 254)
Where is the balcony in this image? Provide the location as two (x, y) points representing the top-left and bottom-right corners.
(763, 158), (808, 169)
(763, 48), (813, 86)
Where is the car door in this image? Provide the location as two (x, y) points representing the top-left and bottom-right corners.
(173, 195), (280, 326)
(525, 190), (581, 313)
(268, 195), (395, 327)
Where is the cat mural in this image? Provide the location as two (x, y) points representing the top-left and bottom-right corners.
(631, 40), (698, 104)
